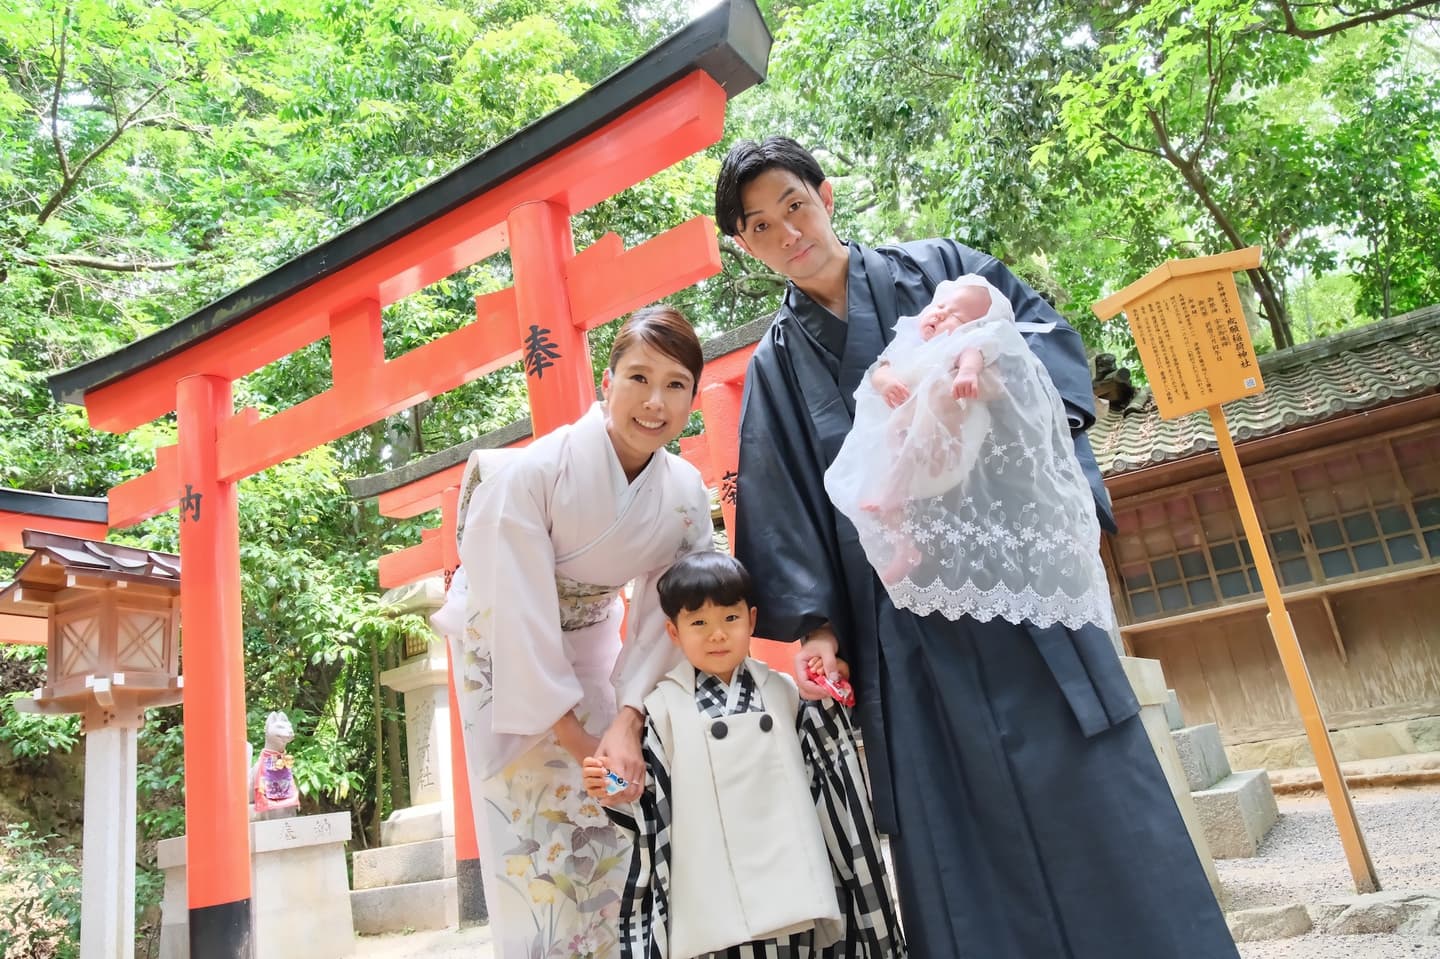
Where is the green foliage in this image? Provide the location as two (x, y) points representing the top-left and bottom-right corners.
(0, 825), (81, 959)
(0, 694), (80, 763)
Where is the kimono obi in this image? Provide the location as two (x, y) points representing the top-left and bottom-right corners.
(554, 574), (621, 632)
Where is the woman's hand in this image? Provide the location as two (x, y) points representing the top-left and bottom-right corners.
(594, 707), (645, 805)
(794, 625), (841, 700)
(552, 712), (600, 769)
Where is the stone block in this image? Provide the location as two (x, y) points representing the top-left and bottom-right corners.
(381, 801), (451, 847)
(1225, 736), (1314, 773)
(1331, 724), (1415, 763)
(351, 876), (459, 935)
(353, 836), (456, 890)
(1119, 656), (1168, 707)
(1172, 723), (1232, 792)
(158, 812), (354, 959)
(1137, 703), (1220, 896)
(1192, 768), (1278, 858)
(1407, 716), (1440, 754)
(1163, 689), (1185, 731)
(1225, 903), (1312, 941)
(1309, 891), (1440, 936)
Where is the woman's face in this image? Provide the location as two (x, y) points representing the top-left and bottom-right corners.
(602, 340), (696, 477)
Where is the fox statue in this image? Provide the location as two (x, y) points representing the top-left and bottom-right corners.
(249, 711), (300, 820)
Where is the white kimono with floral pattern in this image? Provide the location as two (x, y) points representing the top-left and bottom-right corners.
(432, 403), (714, 959)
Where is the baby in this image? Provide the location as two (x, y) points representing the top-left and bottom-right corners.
(860, 279), (996, 582)
(582, 551), (905, 959)
(825, 274), (1114, 632)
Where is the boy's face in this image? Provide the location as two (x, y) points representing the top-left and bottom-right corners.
(731, 168), (848, 286)
(665, 599), (756, 684)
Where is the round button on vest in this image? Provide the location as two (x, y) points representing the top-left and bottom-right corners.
(759, 714), (774, 732)
(710, 720), (728, 739)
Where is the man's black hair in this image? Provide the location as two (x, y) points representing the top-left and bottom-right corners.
(656, 551), (753, 621)
(714, 136), (826, 237)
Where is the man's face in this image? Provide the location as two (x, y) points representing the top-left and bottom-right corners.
(731, 168), (848, 284)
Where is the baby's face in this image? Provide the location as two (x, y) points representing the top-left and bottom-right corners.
(919, 286), (992, 340)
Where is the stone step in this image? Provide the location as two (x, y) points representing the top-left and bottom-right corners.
(351, 876), (459, 935)
(1172, 722), (1233, 792)
(353, 836), (456, 890)
(1163, 688), (1185, 731)
(1192, 768), (1279, 859)
(380, 801), (450, 847)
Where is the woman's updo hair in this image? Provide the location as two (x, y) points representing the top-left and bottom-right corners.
(608, 305), (704, 397)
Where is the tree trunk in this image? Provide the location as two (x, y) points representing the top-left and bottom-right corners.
(1149, 111), (1295, 349)
(370, 635), (385, 842)
(383, 645), (407, 811)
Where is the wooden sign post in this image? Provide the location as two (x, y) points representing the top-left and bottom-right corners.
(1094, 247), (1380, 895)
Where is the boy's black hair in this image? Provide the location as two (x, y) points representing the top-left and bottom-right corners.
(656, 551), (752, 621)
(714, 136), (827, 237)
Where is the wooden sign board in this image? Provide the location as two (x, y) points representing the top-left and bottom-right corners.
(1092, 246), (1264, 419)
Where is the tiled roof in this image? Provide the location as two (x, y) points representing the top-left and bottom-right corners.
(0, 488), (107, 523)
(6, 530), (180, 587)
(1091, 305), (1440, 477)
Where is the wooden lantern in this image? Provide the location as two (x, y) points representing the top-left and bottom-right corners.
(2, 529), (182, 731)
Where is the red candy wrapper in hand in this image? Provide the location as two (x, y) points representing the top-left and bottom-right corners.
(806, 663), (856, 707)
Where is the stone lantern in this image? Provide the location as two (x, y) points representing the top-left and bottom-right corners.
(0, 530), (182, 959)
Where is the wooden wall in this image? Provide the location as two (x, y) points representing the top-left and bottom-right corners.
(1130, 574), (1440, 744)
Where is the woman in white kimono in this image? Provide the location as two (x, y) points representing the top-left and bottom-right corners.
(431, 306), (715, 959)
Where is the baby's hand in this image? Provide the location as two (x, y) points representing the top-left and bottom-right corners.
(952, 370), (980, 400)
(580, 756), (611, 801)
(872, 367), (911, 408)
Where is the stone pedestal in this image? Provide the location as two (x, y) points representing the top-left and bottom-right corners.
(352, 578), (462, 934)
(1121, 656), (1223, 897)
(157, 812), (354, 959)
(380, 637), (452, 809)
(380, 578), (452, 809)
(80, 725), (139, 959)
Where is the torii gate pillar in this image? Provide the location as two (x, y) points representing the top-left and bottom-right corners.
(176, 374), (251, 954)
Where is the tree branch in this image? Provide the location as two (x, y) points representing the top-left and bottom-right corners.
(1101, 128), (1166, 159)
(36, 71), (186, 226)
(49, 3), (73, 181)
(1273, 0), (1440, 39)
(15, 250), (192, 272)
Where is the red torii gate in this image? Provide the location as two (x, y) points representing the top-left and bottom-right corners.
(45, 4), (771, 954)
(1, 488), (110, 646)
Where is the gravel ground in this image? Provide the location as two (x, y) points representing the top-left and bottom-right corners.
(1218, 784), (1440, 912)
(1239, 932), (1440, 957)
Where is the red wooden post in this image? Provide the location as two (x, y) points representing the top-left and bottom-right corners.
(699, 380), (744, 540)
(446, 648), (485, 924)
(176, 374), (251, 957)
(509, 201), (595, 435)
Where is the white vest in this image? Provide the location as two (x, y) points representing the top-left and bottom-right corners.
(647, 660), (841, 958)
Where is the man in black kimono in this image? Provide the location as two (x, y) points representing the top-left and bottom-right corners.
(715, 137), (1239, 958)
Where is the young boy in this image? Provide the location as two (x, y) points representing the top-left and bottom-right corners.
(582, 551), (906, 959)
